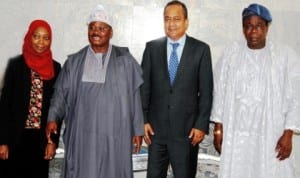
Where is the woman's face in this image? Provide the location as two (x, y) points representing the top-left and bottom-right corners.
(31, 27), (51, 54)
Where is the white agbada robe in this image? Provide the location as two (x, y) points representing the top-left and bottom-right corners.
(211, 40), (300, 178)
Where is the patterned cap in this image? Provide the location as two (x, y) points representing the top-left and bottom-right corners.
(87, 4), (112, 27)
(242, 3), (272, 22)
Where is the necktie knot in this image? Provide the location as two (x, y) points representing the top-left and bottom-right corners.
(171, 43), (179, 51)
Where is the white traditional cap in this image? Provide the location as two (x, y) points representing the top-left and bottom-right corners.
(87, 4), (112, 27)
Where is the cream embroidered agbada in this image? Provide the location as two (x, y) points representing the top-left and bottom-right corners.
(211, 41), (300, 178)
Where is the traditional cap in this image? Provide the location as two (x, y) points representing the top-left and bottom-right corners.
(87, 4), (112, 27)
(242, 3), (272, 22)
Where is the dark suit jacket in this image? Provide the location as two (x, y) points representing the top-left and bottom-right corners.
(141, 35), (213, 140)
(0, 55), (61, 150)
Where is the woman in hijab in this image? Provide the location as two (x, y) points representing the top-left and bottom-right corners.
(0, 19), (61, 178)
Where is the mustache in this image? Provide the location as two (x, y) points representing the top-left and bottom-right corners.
(90, 34), (101, 38)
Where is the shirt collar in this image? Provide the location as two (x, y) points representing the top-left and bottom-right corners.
(167, 34), (186, 46)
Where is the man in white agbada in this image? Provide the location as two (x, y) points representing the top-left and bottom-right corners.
(46, 4), (144, 178)
(211, 3), (300, 178)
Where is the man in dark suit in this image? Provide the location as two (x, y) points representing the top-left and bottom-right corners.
(141, 1), (213, 177)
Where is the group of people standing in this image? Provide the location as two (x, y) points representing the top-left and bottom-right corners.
(0, 1), (299, 178)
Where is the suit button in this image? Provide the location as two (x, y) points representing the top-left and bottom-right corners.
(169, 89), (173, 94)
(167, 105), (173, 109)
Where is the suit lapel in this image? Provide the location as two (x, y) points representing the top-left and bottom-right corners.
(159, 37), (170, 84)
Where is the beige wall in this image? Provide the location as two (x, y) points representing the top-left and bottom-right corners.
(0, 0), (299, 176)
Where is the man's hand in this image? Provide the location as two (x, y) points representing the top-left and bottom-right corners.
(189, 128), (205, 146)
(276, 129), (293, 161)
(132, 136), (142, 154)
(144, 123), (155, 145)
(0, 145), (9, 160)
(44, 143), (56, 160)
(46, 121), (58, 144)
(213, 122), (223, 154)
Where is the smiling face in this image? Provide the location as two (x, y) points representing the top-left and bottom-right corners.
(164, 4), (189, 41)
(88, 21), (113, 53)
(31, 27), (51, 54)
(243, 15), (269, 49)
